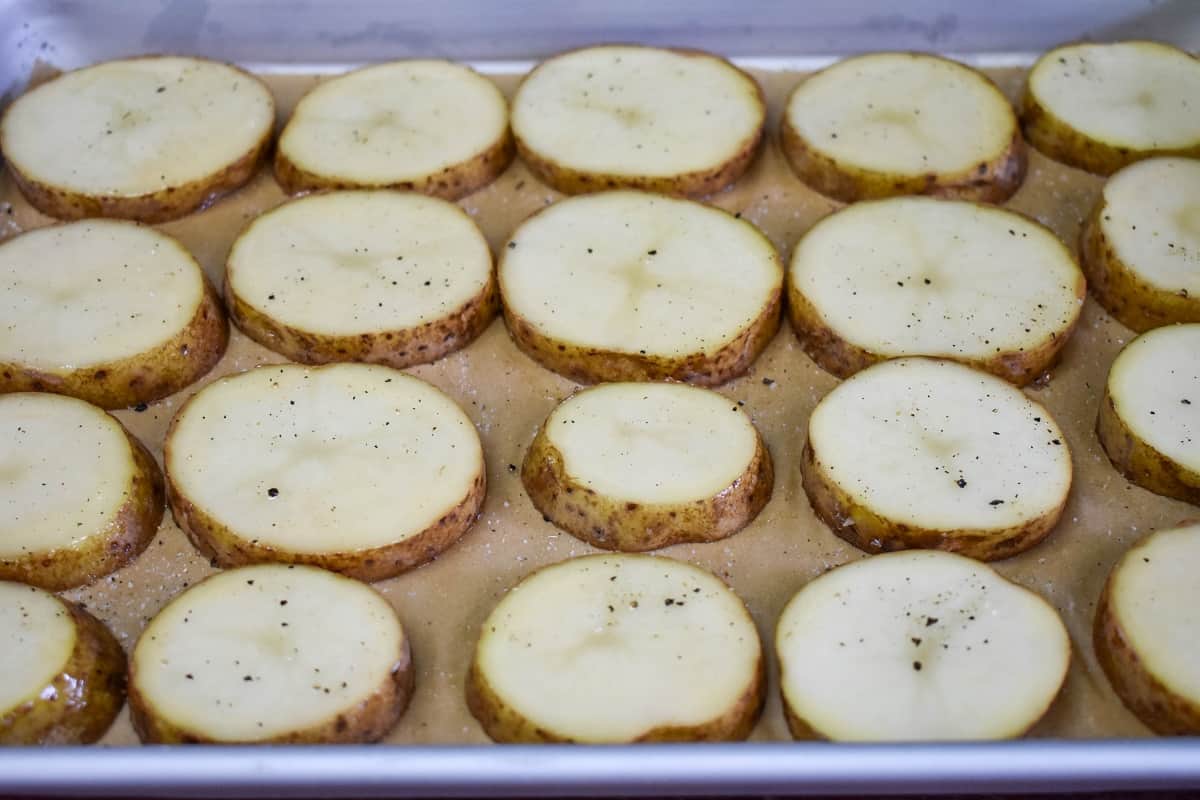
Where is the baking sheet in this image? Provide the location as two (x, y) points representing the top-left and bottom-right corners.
(1, 63), (1193, 749)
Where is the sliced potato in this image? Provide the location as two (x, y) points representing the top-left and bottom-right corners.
(467, 553), (763, 743)
(129, 563), (412, 743)
(0, 56), (274, 222)
(164, 363), (485, 581)
(500, 190), (783, 385)
(802, 358), (1073, 561)
(0, 220), (228, 409)
(522, 382), (773, 551)
(1097, 324), (1199, 505)
(226, 191), (497, 367)
(0, 393), (163, 590)
(0, 581), (127, 744)
(511, 45), (764, 196)
(1080, 157), (1200, 332)
(1022, 41), (1200, 175)
(777, 550), (1071, 741)
(1095, 521), (1200, 734)
(275, 60), (512, 199)
(781, 52), (1025, 203)
(787, 197), (1085, 385)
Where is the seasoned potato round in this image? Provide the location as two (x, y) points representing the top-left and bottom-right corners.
(0, 56), (274, 222)
(0, 581), (127, 744)
(511, 45), (765, 196)
(467, 553), (763, 743)
(164, 363), (485, 581)
(275, 60), (512, 199)
(0, 220), (228, 409)
(777, 550), (1070, 741)
(522, 382), (773, 551)
(802, 358), (1073, 561)
(0, 393), (163, 590)
(781, 52), (1025, 203)
(1097, 324), (1199, 505)
(500, 190), (783, 385)
(129, 564), (412, 743)
(226, 191), (497, 367)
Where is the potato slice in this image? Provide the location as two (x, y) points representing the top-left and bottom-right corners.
(1022, 42), (1200, 175)
(1097, 324), (1199, 505)
(1095, 521), (1200, 734)
(0, 581), (126, 744)
(781, 53), (1024, 203)
(777, 550), (1070, 741)
(226, 191), (497, 367)
(0, 56), (274, 222)
(165, 363), (485, 581)
(802, 358), (1073, 561)
(0, 220), (228, 409)
(500, 190), (783, 385)
(511, 46), (764, 196)
(129, 563), (412, 743)
(467, 553), (763, 743)
(522, 382), (773, 551)
(1080, 157), (1200, 332)
(0, 393), (163, 590)
(787, 197), (1084, 385)
(275, 60), (512, 199)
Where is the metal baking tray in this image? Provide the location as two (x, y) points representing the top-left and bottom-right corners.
(2, 0), (1200, 795)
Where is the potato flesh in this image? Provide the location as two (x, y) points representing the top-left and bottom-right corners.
(0, 220), (203, 371)
(1, 57), (273, 197)
(0, 582), (75, 714)
(809, 358), (1071, 531)
(227, 192), (492, 335)
(501, 191), (781, 357)
(512, 46), (761, 178)
(1030, 43), (1200, 151)
(791, 198), (1082, 360)
(132, 564), (404, 741)
(1107, 324), (1200, 472)
(476, 554), (759, 742)
(777, 550), (1069, 741)
(166, 364), (482, 553)
(785, 53), (1014, 176)
(545, 383), (757, 505)
(279, 60), (507, 184)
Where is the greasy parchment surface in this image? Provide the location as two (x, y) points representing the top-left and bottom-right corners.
(1, 66), (1191, 746)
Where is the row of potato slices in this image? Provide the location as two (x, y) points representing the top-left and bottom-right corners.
(2, 41), (1199, 226)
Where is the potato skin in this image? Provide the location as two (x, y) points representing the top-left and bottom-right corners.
(521, 421), (773, 551)
(1096, 388), (1200, 506)
(0, 599), (127, 745)
(0, 277), (229, 410)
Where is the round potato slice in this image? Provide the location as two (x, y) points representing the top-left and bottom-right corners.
(777, 550), (1070, 741)
(0, 393), (163, 590)
(129, 564), (412, 743)
(164, 363), (485, 581)
(802, 358), (1073, 561)
(226, 191), (497, 367)
(0, 220), (228, 409)
(500, 190), (783, 385)
(1095, 521), (1200, 734)
(1022, 41), (1200, 175)
(0, 56), (274, 222)
(522, 382), (773, 551)
(275, 60), (512, 199)
(787, 197), (1085, 385)
(0, 581), (126, 744)
(1080, 157), (1200, 332)
(1097, 324), (1199, 505)
(511, 45), (765, 196)
(781, 52), (1025, 203)
(467, 553), (763, 743)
